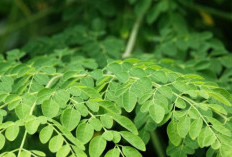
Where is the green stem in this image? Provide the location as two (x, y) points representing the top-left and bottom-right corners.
(151, 131), (166, 157)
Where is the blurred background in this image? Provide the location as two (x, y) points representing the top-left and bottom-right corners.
(0, 0), (232, 54)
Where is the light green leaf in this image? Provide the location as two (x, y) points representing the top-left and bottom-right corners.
(149, 104), (165, 124)
(0, 134), (5, 150)
(102, 131), (113, 141)
(89, 118), (102, 131)
(175, 98), (186, 109)
(122, 146), (142, 157)
(5, 125), (19, 141)
(53, 89), (70, 108)
(89, 136), (106, 157)
(41, 99), (59, 118)
(48, 135), (64, 153)
(61, 108), (81, 131)
(110, 113), (138, 135)
(177, 116), (190, 138)
(25, 119), (40, 135)
(207, 117), (231, 136)
(157, 86), (173, 99)
(123, 90), (137, 112)
(99, 101), (121, 114)
(112, 131), (121, 143)
(189, 118), (203, 140)
(209, 88), (232, 106)
(56, 145), (71, 157)
(76, 123), (94, 144)
(198, 127), (216, 147)
(105, 148), (120, 157)
(18, 151), (31, 157)
(39, 125), (54, 144)
(100, 115), (113, 129)
(167, 120), (182, 146)
(31, 150), (46, 157)
(120, 131), (146, 151)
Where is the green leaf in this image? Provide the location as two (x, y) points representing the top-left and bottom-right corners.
(116, 72), (129, 83)
(76, 123), (94, 144)
(99, 101), (121, 114)
(149, 104), (165, 124)
(56, 145), (71, 157)
(157, 86), (173, 99)
(102, 131), (114, 141)
(189, 118), (203, 140)
(41, 99), (59, 118)
(0, 134), (5, 150)
(89, 118), (103, 131)
(81, 87), (101, 99)
(167, 120), (182, 146)
(122, 90), (137, 112)
(198, 127), (216, 147)
(48, 135), (64, 153)
(177, 116), (191, 138)
(105, 148), (120, 157)
(89, 136), (106, 157)
(25, 119), (40, 135)
(5, 125), (19, 141)
(110, 113), (138, 135)
(61, 108), (81, 131)
(31, 150), (46, 157)
(15, 104), (30, 119)
(53, 89), (70, 108)
(107, 63), (122, 74)
(120, 131), (146, 151)
(18, 151), (30, 157)
(112, 131), (121, 143)
(122, 146), (142, 157)
(209, 88), (232, 106)
(39, 125), (54, 144)
(100, 114), (113, 129)
(207, 117), (231, 136)
(175, 98), (186, 109)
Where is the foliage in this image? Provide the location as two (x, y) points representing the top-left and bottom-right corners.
(1, 0), (232, 157)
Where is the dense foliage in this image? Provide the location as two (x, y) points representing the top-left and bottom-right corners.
(1, 0), (232, 156)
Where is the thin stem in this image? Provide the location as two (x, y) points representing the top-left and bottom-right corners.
(122, 15), (143, 58)
(18, 102), (37, 156)
(45, 74), (63, 88)
(150, 131), (166, 157)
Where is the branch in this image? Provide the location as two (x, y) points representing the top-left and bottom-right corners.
(122, 15), (143, 58)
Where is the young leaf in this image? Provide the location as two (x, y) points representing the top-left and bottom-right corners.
(120, 131), (146, 151)
(0, 134), (5, 150)
(41, 99), (59, 118)
(39, 125), (54, 144)
(149, 104), (165, 124)
(105, 148), (120, 157)
(5, 125), (19, 141)
(100, 114), (113, 129)
(177, 116), (191, 138)
(76, 123), (94, 144)
(56, 145), (71, 157)
(110, 113), (138, 135)
(61, 108), (81, 131)
(25, 119), (40, 135)
(122, 146), (142, 157)
(122, 90), (137, 112)
(167, 120), (182, 146)
(89, 136), (106, 157)
(48, 135), (64, 153)
(189, 118), (203, 140)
